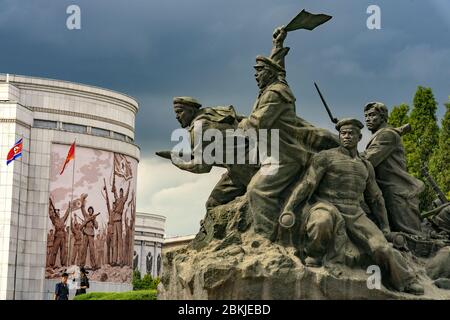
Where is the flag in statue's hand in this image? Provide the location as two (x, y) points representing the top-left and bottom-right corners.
(6, 138), (23, 165)
(60, 141), (75, 175)
(285, 9), (332, 32)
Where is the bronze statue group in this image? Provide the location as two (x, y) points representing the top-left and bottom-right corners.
(158, 25), (450, 296)
(46, 176), (135, 273)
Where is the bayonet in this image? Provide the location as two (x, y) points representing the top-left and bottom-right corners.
(314, 82), (339, 124)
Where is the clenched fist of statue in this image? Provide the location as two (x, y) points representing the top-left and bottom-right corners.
(272, 25), (287, 47)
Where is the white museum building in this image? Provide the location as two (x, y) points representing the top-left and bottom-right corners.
(0, 73), (153, 299)
(133, 212), (165, 278)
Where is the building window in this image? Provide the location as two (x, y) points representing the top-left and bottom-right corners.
(62, 122), (87, 134)
(91, 127), (111, 138)
(33, 119), (57, 129)
(113, 132), (126, 141)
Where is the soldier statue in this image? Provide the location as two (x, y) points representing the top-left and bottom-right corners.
(281, 118), (424, 295)
(157, 96), (260, 248)
(48, 200), (71, 267)
(46, 229), (54, 267)
(158, 96), (258, 210)
(111, 181), (131, 266)
(70, 215), (83, 265)
(239, 26), (339, 240)
(80, 202), (99, 269)
(361, 102), (425, 236)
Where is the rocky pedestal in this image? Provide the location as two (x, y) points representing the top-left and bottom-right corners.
(158, 197), (450, 300)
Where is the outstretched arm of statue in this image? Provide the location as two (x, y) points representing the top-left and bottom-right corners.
(172, 158), (213, 174)
(364, 162), (391, 235)
(80, 204), (88, 219)
(270, 26), (289, 73)
(156, 150), (211, 173)
(362, 130), (397, 167)
(282, 154), (327, 216)
(270, 26), (287, 56)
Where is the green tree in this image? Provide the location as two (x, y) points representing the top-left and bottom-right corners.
(404, 86), (440, 210)
(388, 103), (410, 128)
(429, 99), (450, 201)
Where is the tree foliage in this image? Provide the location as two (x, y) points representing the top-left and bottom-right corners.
(429, 99), (450, 201)
(404, 87), (440, 209)
(388, 103), (410, 128)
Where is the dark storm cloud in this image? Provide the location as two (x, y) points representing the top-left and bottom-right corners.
(0, 0), (449, 157)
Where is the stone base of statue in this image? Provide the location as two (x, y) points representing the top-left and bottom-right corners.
(158, 196), (450, 300)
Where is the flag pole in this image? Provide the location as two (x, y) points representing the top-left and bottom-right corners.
(68, 139), (76, 267)
(12, 134), (24, 300)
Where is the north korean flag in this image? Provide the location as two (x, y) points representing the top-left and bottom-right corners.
(6, 138), (23, 165)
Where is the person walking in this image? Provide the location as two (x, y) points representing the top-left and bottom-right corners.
(75, 267), (90, 296)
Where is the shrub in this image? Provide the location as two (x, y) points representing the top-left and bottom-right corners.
(73, 289), (157, 300)
(132, 271), (160, 290)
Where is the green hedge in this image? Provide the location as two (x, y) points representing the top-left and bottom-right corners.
(132, 270), (160, 290)
(73, 289), (157, 300)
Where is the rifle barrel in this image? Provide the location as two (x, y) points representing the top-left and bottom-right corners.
(421, 166), (448, 204)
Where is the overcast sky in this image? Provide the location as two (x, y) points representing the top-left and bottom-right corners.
(1, 0), (449, 237)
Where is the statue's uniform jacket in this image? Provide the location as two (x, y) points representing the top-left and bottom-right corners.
(71, 224), (83, 265)
(245, 81), (339, 238)
(285, 147), (415, 290)
(363, 126), (424, 235)
(186, 106), (258, 208)
(80, 207), (98, 268)
(49, 209), (69, 267)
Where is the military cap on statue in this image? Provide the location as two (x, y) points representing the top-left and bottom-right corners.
(254, 55), (285, 73)
(173, 96), (202, 109)
(335, 118), (364, 131)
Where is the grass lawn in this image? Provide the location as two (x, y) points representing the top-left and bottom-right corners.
(73, 289), (157, 300)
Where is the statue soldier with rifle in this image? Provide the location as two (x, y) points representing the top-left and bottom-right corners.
(111, 174), (130, 266)
(103, 178), (115, 265)
(79, 199), (99, 269)
(361, 102), (425, 236)
(158, 7), (450, 300)
(48, 199), (71, 268)
(156, 98), (259, 249)
(280, 118), (424, 295)
(421, 166), (450, 235)
(70, 214), (83, 266)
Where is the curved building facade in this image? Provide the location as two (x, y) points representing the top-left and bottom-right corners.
(133, 212), (165, 278)
(0, 74), (139, 299)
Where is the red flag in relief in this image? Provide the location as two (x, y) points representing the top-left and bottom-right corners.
(60, 142), (75, 175)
